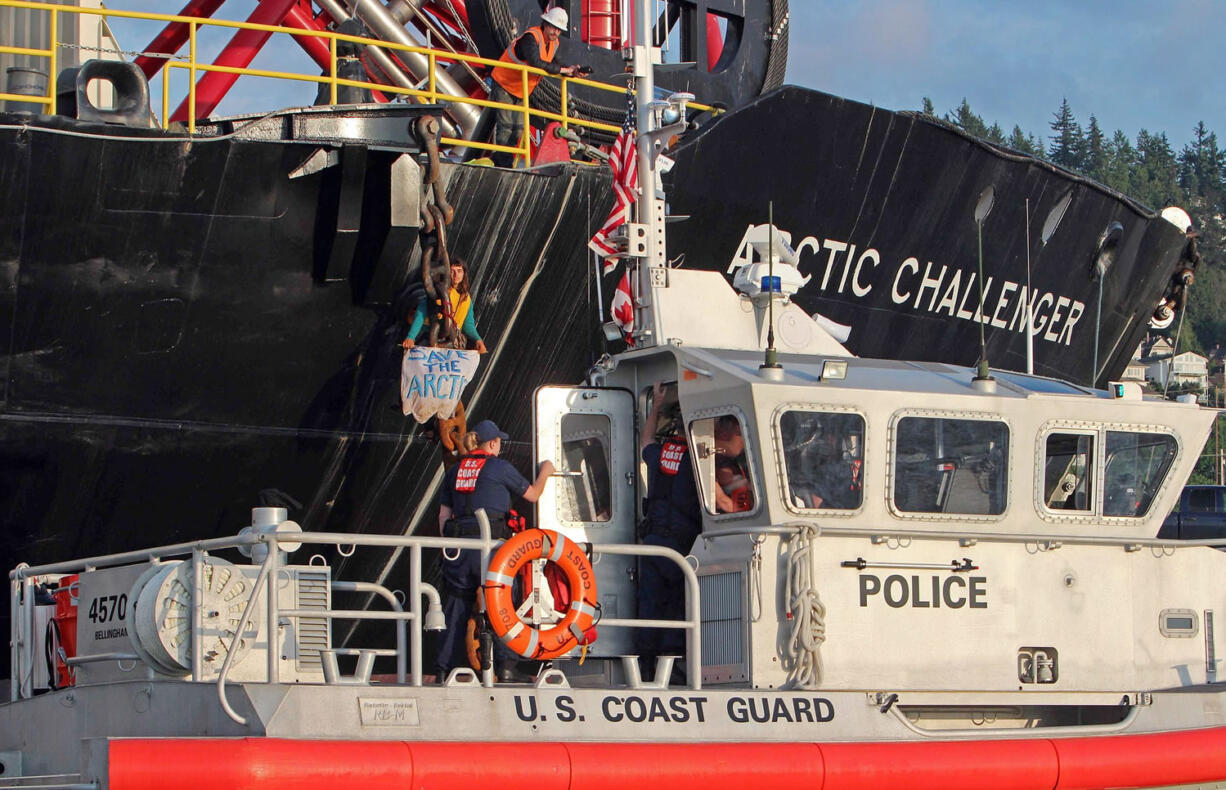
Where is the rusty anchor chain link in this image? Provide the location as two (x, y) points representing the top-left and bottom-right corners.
(412, 115), (468, 450)
(415, 115), (463, 350)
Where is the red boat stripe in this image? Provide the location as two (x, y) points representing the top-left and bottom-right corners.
(820, 738), (1057, 789)
(1052, 725), (1226, 789)
(567, 742), (821, 790)
(107, 729), (1226, 789)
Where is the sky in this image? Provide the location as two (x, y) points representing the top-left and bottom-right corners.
(100, 1), (1226, 150)
(786, 1), (1226, 150)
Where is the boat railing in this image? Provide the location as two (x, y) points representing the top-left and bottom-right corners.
(8, 509), (703, 713)
(0, 0), (718, 163)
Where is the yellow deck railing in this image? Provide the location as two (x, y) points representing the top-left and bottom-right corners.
(0, 0), (716, 165)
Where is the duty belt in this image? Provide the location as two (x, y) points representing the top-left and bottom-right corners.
(446, 513), (509, 539)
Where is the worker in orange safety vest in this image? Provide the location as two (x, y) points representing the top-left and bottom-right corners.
(488, 7), (589, 167)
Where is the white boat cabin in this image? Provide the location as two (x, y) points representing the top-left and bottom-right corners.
(532, 265), (1223, 707)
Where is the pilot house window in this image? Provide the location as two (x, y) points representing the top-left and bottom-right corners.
(780, 411), (864, 510)
(1102, 431), (1177, 517)
(893, 416), (1008, 515)
(556, 413), (612, 523)
(1043, 433), (1093, 512)
(690, 413), (755, 515)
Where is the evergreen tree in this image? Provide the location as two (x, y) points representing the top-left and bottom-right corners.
(1179, 121), (1224, 209)
(1101, 130), (1135, 194)
(1008, 125), (1043, 157)
(1176, 122), (1225, 282)
(1084, 115), (1107, 181)
(921, 96), (936, 117)
(1048, 98), (1085, 170)
(1134, 129), (1179, 208)
(1185, 266), (1226, 357)
(947, 98), (989, 139)
(1028, 131), (1046, 158)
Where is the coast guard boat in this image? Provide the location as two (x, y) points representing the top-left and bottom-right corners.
(3, 3), (1226, 788)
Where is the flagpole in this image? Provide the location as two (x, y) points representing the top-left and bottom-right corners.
(632, 0), (657, 343)
(591, 0), (687, 348)
(633, 1), (655, 246)
(585, 54), (639, 343)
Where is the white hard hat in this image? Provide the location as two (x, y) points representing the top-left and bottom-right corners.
(541, 7), (568, 30)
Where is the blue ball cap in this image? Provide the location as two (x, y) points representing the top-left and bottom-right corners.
(472, 419), (509, 444)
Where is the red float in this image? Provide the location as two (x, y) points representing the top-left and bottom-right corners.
(107, 729), (1226, 790)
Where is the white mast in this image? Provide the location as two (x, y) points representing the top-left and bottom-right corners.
(627, 0), (690, 348)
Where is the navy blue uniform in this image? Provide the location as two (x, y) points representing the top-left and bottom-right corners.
(441, 451), (530, 534)
(437, 451), (531, 677)
(812, 458), (861, 509)
(636, 438), (701, 669)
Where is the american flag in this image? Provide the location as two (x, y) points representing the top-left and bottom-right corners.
(587, 85), (638, 273)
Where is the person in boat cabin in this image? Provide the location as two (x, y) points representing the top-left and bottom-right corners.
(636, 383), (703, 680)
(488, 7), (590, 167)
(814, 430), (863, 508)
(714, 415), (754, 512)
(783, 415), (829, 509)
(436, 419), (555, 681)
(402, 257), (487, 353)
(787, 419), (862, 510)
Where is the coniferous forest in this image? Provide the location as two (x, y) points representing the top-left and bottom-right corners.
(922, 98), (1226, 481)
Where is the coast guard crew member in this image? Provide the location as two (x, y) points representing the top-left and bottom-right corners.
(714, 415), (753, 512)
(437, 419), (555, 682)
(636, 383), (702, 682)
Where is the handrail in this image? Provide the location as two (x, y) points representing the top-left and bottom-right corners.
(572, 542), (702, 690)
(215, 548), (273, 725)
(9, 517), (707, 712)
(331, 580), (411, 685)
(0, 0), (718, 164)
(885, 697), (1143, 739)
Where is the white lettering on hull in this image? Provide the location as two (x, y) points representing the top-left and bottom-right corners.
(767, 227), (1087, 348)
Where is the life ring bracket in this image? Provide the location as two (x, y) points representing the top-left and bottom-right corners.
(482, 529), (599, 660)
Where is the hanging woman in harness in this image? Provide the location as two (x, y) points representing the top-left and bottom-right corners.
(403, 257), (487, 353)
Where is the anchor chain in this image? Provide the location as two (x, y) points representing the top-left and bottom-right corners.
(415, 114), (463, 350)
(413, 115), (467, 457)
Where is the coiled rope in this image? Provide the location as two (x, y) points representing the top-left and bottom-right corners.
(783, 524), (825, 689)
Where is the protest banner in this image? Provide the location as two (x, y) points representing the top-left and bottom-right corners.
(400, 347), (480, 422)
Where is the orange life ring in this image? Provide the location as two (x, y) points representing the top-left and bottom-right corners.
(483, 529), (598, 660)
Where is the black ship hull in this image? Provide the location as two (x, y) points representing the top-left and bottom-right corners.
(0, 107), (612, 591)
(667, 87), (1186, 388)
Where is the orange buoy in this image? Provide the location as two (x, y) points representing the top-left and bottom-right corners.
(483, 528), (597, 660)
